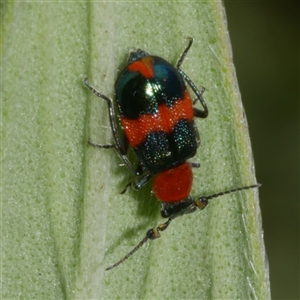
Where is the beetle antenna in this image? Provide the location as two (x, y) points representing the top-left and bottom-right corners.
(206, 183), (261, 200)
(106, 219), (172, 271)
(195, 183), (261, 209)
(105, 235), (149, 271)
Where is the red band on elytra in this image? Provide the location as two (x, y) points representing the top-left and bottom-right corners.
(121, 90), (193, 148)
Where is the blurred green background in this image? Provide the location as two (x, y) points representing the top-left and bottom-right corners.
(224, 2), (299, 299)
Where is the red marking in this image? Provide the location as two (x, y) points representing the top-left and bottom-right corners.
(152, 162), (193, 203)
(128, 56), (154, 78)
(122, 90), (193, 148)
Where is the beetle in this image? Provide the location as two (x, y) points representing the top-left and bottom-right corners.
(84, 38), (260, 270)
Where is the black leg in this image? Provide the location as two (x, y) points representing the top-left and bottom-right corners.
(120, 172), (153, 194)
(179, 71), (208, 119)
(174, 39), (209, 119)
(176, 37), (193, 69)
(85, 79), (141, 176)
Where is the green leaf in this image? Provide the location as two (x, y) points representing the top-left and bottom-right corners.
(2, 1), (270, 299)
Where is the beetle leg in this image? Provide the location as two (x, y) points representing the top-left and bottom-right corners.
(120, 172), (152, 194)
(193, 123), (201, 148)
(85, 79), (141, 176)
(189, 162), (201, 168)
(132, 172), (152, 190)
(175, 39), (208, 119)
(88, 140), (115, 149)
(192, 86), (208, 118)
(176, 37), (193, 69)
(178, 71), (208, 119)
(119, 181), (132, 194)
(84, 78), (127, 153)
